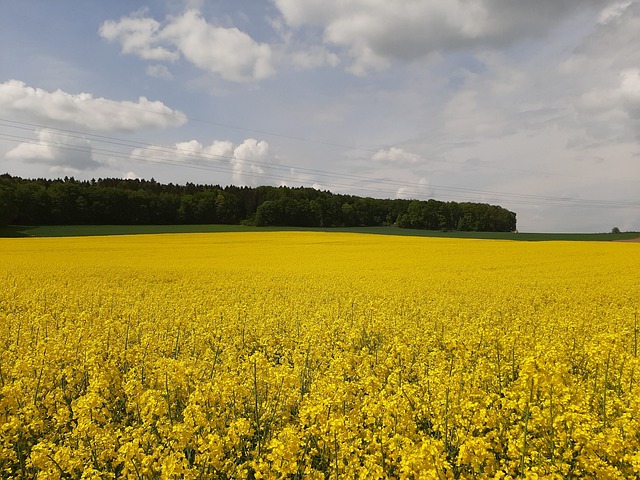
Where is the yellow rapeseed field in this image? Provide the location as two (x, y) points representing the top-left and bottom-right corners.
(1, 232), (640, 479)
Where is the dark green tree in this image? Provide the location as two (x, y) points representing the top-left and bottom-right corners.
(0, 174), (517, 232)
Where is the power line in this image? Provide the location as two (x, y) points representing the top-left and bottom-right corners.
(21, 93), (638, 185)
(3, 83), (637, 187)
(1, 119), (639, 210)
(1, 123), (638, 209)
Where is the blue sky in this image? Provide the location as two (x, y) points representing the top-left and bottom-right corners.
(1, 0), (639, 232)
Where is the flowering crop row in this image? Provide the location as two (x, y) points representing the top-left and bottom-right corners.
(1, 232), (639, 479)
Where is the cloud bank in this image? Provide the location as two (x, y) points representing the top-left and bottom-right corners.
(6, 129), (101, 171)
(273, 0), (606, 74)
(2, 1), (638, 232)
(131, 138), (273, 186)
(0, 80), (186, 132)
(100, 10), (274, 82)
(371, 147), (421, 165)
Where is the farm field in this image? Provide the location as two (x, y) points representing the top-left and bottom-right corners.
(2, 224), (640, 242)
(1, 232), (640, 479)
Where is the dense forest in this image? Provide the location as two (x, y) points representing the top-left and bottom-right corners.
(0, 174), (517, 232)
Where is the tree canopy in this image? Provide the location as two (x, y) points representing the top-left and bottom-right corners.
(0, 174), (517, 232)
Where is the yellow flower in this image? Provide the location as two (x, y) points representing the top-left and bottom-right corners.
(1, 233), (639, 478)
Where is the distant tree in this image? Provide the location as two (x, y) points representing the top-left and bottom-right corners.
(178, 195), (197, 223)
(215, 191), (241, 224)
(255, 198), (321, 227)
(0, 174), (518, 232)
(13, 181), (51, 224)
(611, 227), (621, 234)
(0, 181), (13, 226)
(341, 202), (358, 226)
(193, 190), (219, 224)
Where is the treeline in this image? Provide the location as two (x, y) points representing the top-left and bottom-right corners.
(0, 174), (517, 232)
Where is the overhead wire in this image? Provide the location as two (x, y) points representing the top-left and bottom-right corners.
(1, 121), (638, 209)
(37, 95), (639, 185)
(2, 80), (638, 196)
(1, 118), (638, 210)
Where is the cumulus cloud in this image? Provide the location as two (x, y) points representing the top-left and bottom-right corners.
(620, 69), (640, 109)
(395, 187), (412, 199)
(395, 178), (430, 199)
(6, 129), (101, 171)
(131, 138), (273, 186)
(130, 139), (236, 170)
(99, 15), (179, 61)
(569, 1), (640, 72)
(576, 68), (640, 141)
(371, 147), (421, 165)
(146, 64), (173, 80)
(164, 11), (274, 82)
(598, 1), (633, 24)
(274, 0), (608, 74)
(230, 138), (270, 185)
(291, 46), (340, 70)
(100, 10), (274, 82)
(553, 1), (640, 146)
(443, 87), (509, 139)
(0, 80), (186, 131)
(588, 69), (640, 111)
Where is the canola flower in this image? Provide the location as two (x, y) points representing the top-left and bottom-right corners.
(1, 231), (639, 479)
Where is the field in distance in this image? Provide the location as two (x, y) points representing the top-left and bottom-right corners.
(2, 231), (640, 478)
(2, 223), (639, 241)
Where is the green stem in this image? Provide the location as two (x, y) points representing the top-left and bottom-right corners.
(519, 378), (535, 478)
(549, 385), (555, 464)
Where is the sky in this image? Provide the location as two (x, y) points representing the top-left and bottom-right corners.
(1, 0), (639, 233)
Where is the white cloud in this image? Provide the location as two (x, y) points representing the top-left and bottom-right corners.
(4, 0), (638, 233)
(101, 10), (274, 83)
(165, 10), (274, 82)
(230, 138), (271, 185)
(0, 80), (186, 131)
(565, 2), (640, 74)
(130, 138), (273, 186)
(598, 1), (633, 23)
(371, 147), (421, 165)
(291, 46), (340, 70)
(274, 0), (609, 74)
(99, 14), (179, 62)
(181, 139), (235, 159)
(442, 88), (508, 139)
(552, 2), (640, 144)
(395, 187), (412, 199)
(6, 129), (101, 171)
(146, 64), (173, 80)
(395, 178), (430, 199)
(576, 68), (640, 141)
(620, 68), (640, 107)
(130, 139), (234, 166)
